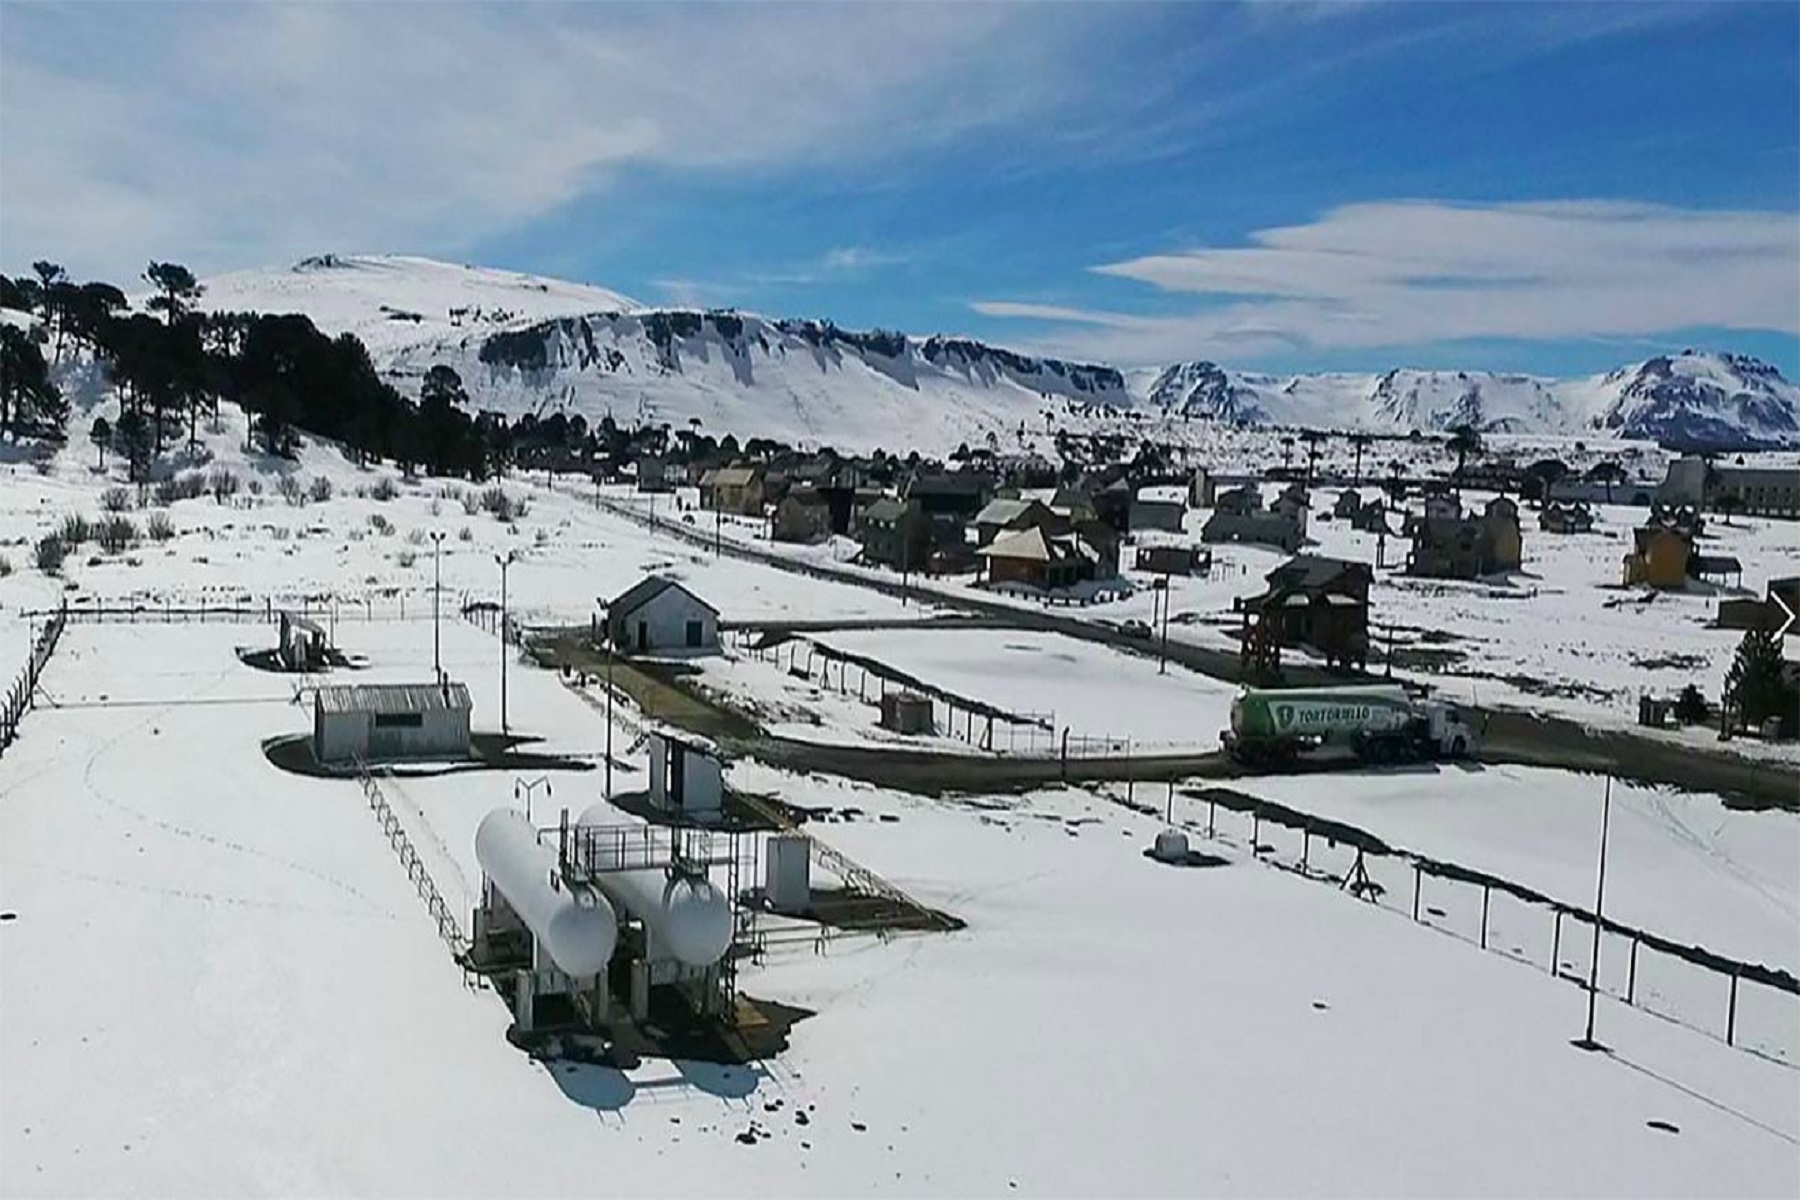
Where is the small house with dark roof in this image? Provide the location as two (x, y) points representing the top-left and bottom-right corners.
(1235, 555), (1372, 671)
(773, 486), (834, 544)
(857, 496), (927, 571)
(605, 576), (719, 653)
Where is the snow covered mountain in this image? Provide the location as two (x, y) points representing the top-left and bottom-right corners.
(195, 255), (1127, 453)
(194, 255), (1798, 450)
(1141, 353), (1799, 447)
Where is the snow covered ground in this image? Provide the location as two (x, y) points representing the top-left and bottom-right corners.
(3, 617), (1797, 1197)
(609, 479), (1800, 752)
(813, 627), (1236, 751)
(0, 388), (1795, 1197)
(1226, 765), (1800, 978)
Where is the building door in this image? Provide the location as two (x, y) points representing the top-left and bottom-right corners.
(685, 619), (703, 648)
(636, 620), (648, 651)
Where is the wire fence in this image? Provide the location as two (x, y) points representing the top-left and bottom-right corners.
(1169, 784), (1800, 1066)
(0, 603), (68, 757)
(24, 592), (434, 626)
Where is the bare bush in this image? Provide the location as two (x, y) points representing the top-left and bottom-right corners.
(369, 476), (399, 502)
(458, 526), (473, 542)
(209, 468), (241, 502)
(480, 486), (528, 522)
(97, 515), (138, 553)
(145, 511), (176, 542)
(396, 549), (417, 569)
(100, 487), (133, 513)
(0, 555), (12, 577)
(59, 515), (92, 546)
(276, 474), (304, 505)
(461, 492), (480, 517)
(368, 513), (394, 536)
(34, 535), (65, 574)
(308, 476), (333, 503)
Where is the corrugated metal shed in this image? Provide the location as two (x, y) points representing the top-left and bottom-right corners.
(314, 682), (471, 715)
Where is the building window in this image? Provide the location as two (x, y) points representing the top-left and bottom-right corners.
(374, 711), (424, 729)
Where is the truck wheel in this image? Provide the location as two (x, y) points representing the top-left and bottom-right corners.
(1448, 737), (1467, 759)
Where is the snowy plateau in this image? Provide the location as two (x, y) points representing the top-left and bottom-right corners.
(195, 254), (1800, 453)
(0, 257), (1795, 1199)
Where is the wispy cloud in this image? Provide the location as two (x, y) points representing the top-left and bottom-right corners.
(0, 2), (1112, 280)
(973, 200), (1800, 365)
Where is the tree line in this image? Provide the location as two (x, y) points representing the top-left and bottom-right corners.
(0, 259), (699, 482)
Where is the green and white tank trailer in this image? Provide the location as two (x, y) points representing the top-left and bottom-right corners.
(1222, 683), (1478, 767)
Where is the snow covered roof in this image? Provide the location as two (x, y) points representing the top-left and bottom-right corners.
(1135, 484), (1187, 506)
(314, 682), (471, 715)
(708, 466), (762, 487)
(974, 498), (1037, 526)
(979, 526), (1053, 562)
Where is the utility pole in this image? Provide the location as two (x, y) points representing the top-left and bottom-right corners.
(495, 550), (518, 736)
(597, 598), (615, 800)
(1155, 575), (1171, 675)
(1575, 776), (1614, 1051)
(430, 530), (446, 687)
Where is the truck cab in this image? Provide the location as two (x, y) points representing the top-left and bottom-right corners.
(1422, 700), (1478, 758)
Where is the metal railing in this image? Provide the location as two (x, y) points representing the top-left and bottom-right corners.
(355, 759), (469, 961)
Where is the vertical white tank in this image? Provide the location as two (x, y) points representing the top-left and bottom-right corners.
(475, 808), (617, 977)
(578, 801), (734, 968)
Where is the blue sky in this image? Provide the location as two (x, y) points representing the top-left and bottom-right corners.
(2, 1), (1796, 376)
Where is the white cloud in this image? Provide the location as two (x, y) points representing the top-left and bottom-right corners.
(974, 200), (1800, 365)
(0, 2), (1109, 281)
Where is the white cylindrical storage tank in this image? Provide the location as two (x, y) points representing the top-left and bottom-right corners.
(475, 808), (617, 976)
(579, 802), (734, 968)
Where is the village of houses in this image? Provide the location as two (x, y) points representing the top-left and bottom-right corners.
(580, 435), (1800, 754)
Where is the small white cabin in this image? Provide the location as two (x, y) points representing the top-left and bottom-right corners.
(313, 682), (472, 764)
(606, 576), (719, 654)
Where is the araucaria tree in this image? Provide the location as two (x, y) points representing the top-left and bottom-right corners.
(143, 261), (203, 326)
(0, 323), (66, 439)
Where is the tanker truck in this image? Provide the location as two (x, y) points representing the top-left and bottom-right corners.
(1222, 684), (1478, 768)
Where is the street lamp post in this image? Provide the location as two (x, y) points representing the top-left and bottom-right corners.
(1575, 776), (1614, 1051)
(430, 530), (446, 686)
(596, 597), (614, 799)
(495, 550), (519, 735)
(515, 775), (552, 828)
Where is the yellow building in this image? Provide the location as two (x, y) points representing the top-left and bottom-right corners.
(1622, 526), (1691, 588)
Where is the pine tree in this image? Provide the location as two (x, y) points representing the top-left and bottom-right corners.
(91, 416), (112, 469)
(1723, 628), (1794, 731)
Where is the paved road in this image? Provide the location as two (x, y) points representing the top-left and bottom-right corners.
(596, 494), (1800, 809)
